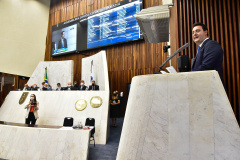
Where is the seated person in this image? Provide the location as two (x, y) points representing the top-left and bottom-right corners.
(31, 84), (39, 91)
(42, 83), (52, 91)
(62, 82), (74, 90)
(41, 82), (45, 90)
(24, 84), (31, 91)
(72, 80), (79, 90)
(56, 83), (62, 91)
(79, 80), (87, 90)
(88, 80), (99, 91)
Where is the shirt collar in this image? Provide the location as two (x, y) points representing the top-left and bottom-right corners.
(199, 38), (209, 47)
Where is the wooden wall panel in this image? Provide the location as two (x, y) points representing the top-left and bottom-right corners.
(178, 0), (240, 123)
(0, 73), (26, 107)
(45, 0), (179, 116)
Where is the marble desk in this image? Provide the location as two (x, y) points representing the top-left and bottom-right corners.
(117, 71), (240, 160)
(0, 121), (90, 160)
(0, 90), (109, 144)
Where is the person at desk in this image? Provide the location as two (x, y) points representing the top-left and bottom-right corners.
(73, 81), (78, 88)
(191, 22), (224, 84)
(24, 84), (31, 91)
(110, 91), (120, 127)
(88, 80), (99, 91)
(31, 84), (39, 91)
(56, 83), (62, 91)
(42, 83), (52, 91)
(58, 31), (67, 49)
(41, 82), (45, 89)
(67, 82), (73, 90)
(63, 82), (76, 90)
(79, 80), (87, 91)
(24, 94), (39, 125)
(72, 81), (79, 90)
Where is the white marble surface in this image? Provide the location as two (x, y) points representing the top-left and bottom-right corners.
(81, 50), (109, 91)
(0, 124), (90, 160)
(117, 71), (240, 160)
(27, 60), (73, 89)
(0, 50), (110, 145)
(0, 90), (109, 144)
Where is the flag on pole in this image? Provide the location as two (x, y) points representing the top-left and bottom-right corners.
(90, 60), (94, 82)
(44, 67), (48, 83)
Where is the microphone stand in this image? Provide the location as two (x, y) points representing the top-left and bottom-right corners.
(156, 43), (189, 73)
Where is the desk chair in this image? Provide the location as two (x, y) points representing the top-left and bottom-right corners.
(85, 118), (95, 146)
(63, 117), (74, 127)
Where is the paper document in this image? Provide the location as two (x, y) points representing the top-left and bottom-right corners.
(166, 66), (177, 73)
(160, 71), (168, 74)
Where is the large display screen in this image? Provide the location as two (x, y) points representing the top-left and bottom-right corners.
(51, 0), (143, 56)
(87, 1), (141, 49)
(51, 24), (77, 56)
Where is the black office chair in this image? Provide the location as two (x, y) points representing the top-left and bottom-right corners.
(85, 118), (95, 147)
(63, 117), (74, 127)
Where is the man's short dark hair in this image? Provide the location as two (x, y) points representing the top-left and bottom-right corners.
(61, 31), (65, 35)
(193, 22), (208, 35)
(193, 22), (208, 31)
(57, 83), (61, 85)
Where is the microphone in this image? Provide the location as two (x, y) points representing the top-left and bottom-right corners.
(158, 43), (189, 70)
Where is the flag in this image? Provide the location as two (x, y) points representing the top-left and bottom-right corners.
(90, 60), (94, 82)
(44, 67), (48, 83)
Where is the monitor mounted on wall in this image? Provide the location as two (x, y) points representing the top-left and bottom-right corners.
(51, 0), (143, 57)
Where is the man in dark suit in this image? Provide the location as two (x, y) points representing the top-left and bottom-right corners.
(24, 84), (31, 91)
(79, 80), (87, 90)
(31, 84), (40, 91)
(88, 80), (99, 91)
(73, 81), (79, 89)
(56, 83), (63, 91)
(191, 22), (224, 84)
(58, 31), (67, 49)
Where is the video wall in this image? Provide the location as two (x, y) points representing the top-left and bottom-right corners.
(51, 0), (143, 56)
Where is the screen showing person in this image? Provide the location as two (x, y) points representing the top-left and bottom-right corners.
(58, 31), (68, 49)
(51, 24), (77, 55)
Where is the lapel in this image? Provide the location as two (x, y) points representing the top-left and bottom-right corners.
(192, 39), (211, 68)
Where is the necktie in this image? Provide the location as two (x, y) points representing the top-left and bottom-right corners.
(196, 46), (201, 55)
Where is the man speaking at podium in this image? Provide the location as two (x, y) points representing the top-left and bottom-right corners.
(191, 22), (224, 84)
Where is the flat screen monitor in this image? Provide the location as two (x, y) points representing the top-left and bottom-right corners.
(51, 24), (77, 56)
(78, 0), (143, 51)
(51, 0), (143, 56)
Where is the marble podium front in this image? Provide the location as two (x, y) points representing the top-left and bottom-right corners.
(117, 71), (240, 160)
(0, 91), (109, 144)
(0, 123), (90, 160)
(0, 50), (110, 145)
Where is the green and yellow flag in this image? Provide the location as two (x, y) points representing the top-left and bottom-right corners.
(44, 67), (48, 83)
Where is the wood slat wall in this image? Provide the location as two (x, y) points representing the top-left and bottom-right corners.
(177, 0), (240, 123)
(45, 0), (179, 116)
(0, 73), (22, 107)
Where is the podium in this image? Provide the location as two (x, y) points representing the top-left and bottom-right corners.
(0, 122), (90, 159)
(117, 71), (240, 160)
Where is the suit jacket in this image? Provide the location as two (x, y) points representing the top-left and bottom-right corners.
(62, 86), (76, 90)
(42, 87), (52, 91)
(192, 39), (224, 83)
(58, 38), (67, 49)
(31, 87), (39, 91)
(79, 85), (87, 90)
(88, 85), (99, 91)
(24, 87), (31, 91)
(56, 87), (63, 91)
